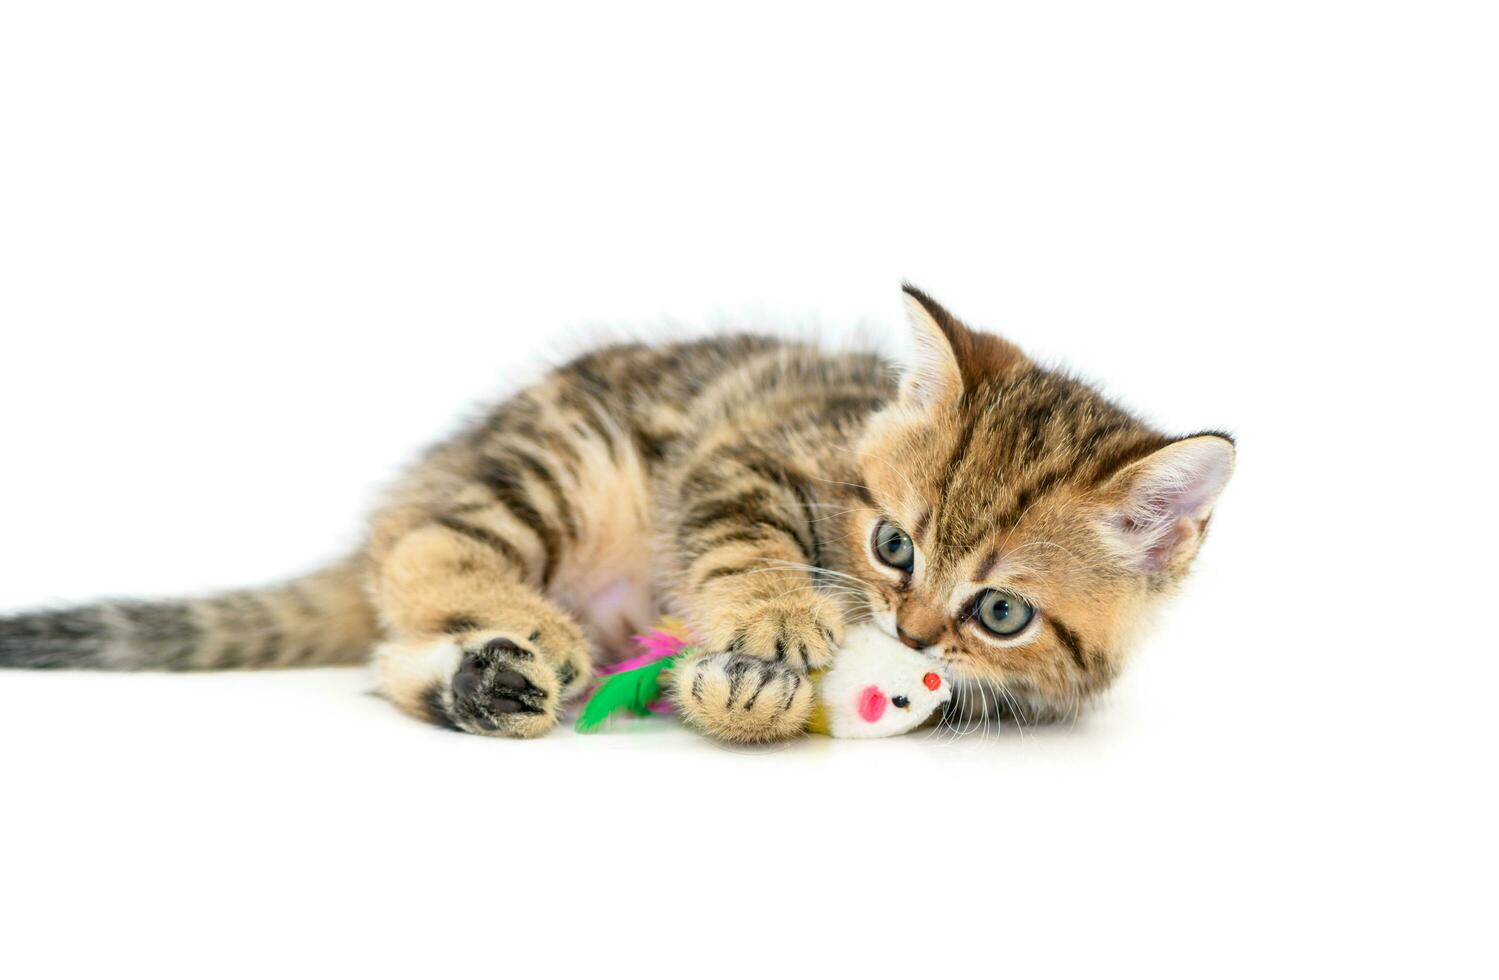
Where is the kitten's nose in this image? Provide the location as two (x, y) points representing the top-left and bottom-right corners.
(896, 625), (935, 650)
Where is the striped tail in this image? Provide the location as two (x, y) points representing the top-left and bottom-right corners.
(0, 558), (378, 671)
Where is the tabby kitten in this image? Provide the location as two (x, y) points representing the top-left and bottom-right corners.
(0, 288), (1233, 742)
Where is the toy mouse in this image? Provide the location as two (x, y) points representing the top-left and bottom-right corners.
(577, 620), (950, 739)
(804, 624), (949, 738)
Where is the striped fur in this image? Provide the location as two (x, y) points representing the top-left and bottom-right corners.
(0, 559), (374, 671)
(0, 287), (1232, 741)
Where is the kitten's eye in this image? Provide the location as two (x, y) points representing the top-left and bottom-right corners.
(973, 589), (1035, 637)
(872, 520), (915, 572)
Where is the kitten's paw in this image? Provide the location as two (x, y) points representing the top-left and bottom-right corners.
(714, 593), (843, 671)
(377, 622), (592, 737)
(441, 634), (561, 738)
(672, 651), (814, 743)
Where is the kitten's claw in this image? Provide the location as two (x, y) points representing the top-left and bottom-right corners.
(672, 651), (814, 742)
(709, 594), (843, 672)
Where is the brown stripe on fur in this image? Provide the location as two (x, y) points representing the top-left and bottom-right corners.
(994, 465), (1070, 527)
(688, 515), (810, 562)
(701, 525), (777, 547)
(696, 562), (755, 586)
(913, 507), (932, 541)
(474, 457), (562, 586)
(506, 446), (579, 542)
(1049, 616), (1090, 673)
(929, 402), (985, 552)
(848, 479), (876, 507)
(678, 490), (776, 534)
(434, 515), (530, 575)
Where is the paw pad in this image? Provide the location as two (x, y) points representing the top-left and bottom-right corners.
(446, 636), (553, 735)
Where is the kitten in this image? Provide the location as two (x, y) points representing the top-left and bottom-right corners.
(0, 287), (1233, 741)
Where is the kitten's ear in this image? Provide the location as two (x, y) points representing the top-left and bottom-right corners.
(899, 287), (965, 410)
(1100, 434), (1235, 575)
(898, 284), (1027, 411)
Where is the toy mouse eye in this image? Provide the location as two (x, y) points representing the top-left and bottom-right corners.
(892, 695), (910, 708)
(872, 520), (914, 572)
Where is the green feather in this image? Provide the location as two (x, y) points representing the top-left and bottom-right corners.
(575, 654), (682, 732)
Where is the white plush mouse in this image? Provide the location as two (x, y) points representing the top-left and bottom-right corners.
(807, 623), (951, 738)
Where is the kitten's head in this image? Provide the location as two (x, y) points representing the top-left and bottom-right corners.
(845, 286), (1234, 722)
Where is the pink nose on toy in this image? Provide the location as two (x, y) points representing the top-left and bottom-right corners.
(858, 685), (886, 723)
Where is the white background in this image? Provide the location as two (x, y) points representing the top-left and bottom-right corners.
(1, 2), (1494, 976)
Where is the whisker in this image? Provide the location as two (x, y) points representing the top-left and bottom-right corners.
(960, 660), (1030, 741)
(809, 476), (879, 495)
(747, 559), (876, 590)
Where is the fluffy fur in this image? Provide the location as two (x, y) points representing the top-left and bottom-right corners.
(0, 287), (1233, 742)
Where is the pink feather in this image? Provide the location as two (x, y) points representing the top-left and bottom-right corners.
(595, 627), (692, 677)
